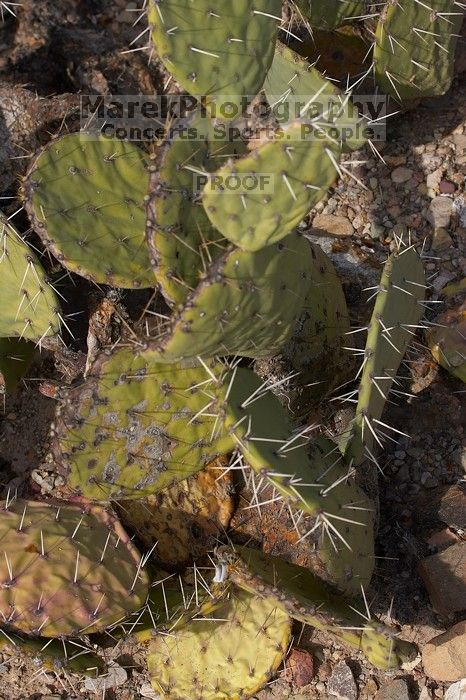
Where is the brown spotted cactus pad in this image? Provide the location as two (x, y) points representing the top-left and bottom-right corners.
(0, 499), (149, 637)
(116, 457), (235, 569)
(50, 348), (235, 500)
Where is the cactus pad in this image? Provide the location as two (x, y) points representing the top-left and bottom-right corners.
(0, 631), (105, 676)
(224, 367), (375, 594)
(146, 112), (244, 306)
(119, 575), (228, 643)
(23, 133), (154, 288)
(280, 242), (354, 408)
(0, 214), (60, 342)
(264, 42), (366, 151)
(374, 0), (464, 100)
(222, 546), (417, 671)
(343, 244), (426, 465)
(147, 0), (281, 116)
(51, 349), (234, 500)
(154, 233), (313, 360)
(117, 457), (234, 569)
(147, 588), (291, 699)
(0, 499), (149, 637)
(202, 125), (340, 250)
(294, 0), (366, 29)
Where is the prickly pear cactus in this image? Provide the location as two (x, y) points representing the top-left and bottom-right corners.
(222, 546), (418, 671)
(146, 111), (244, 306)
(343, 242), (426, 465)
(153, 232), (313, 360)
(202, 125), (340, 250)
(0, 338), (35, 394)
(116, 458), (234, 569)
(278, 242), (354, 409)
(23, 133), (154, 288)
(0, 631), (105, 676)
(427, 300), (466, 383)
(147, 588), (291, 700)
(264, 42), (366, 151)
(0, 499), (149, 637)
(294, 0), (366, 29)
(118, 575), (229, 643)
(224, 367), (375, 595)
(0, 214), (60, 342)
(50, 349), (234, 500)
(147, 0), (281, 117)
(374, 0), (464, 100)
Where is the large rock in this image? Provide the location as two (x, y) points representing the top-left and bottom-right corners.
(328, 661), (358, 700)
(445, 679), (466, 700)
(418, 542), (466, 616)
(423, 621), (466, 682)
(312, 214), (354, 237)
(426, 196), (453, 228)
(438, 482), (466, 530)
(374, 678), (410, 700)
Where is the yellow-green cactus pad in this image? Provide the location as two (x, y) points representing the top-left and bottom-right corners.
(148, 0), (281, 117)
(0, 630), (105, 676)
(223, 546), (418, 671)
(202, 124), (340, 251)
(154, 233), (313, 360)
(343, 243), (425, 465)
(374, 0), (464, 100)
(224, 368), (375, 595)
(280, 242), (354, 408)
(294, 0), (366, 29)
(0, 499), (149, 637)
(0, 213), (60, 342)
(147, 588), (291, 699)
(264, 42), (367, 151)
(51, 349), (234, 500)
(23, 133), (154, 288)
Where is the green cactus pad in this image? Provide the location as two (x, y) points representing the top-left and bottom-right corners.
(0, 338), (35, 394)
(118, 576), (229, 643)
(224, 367), (375, 594)
(374, 0), (464, 100)
(153, 232), (312, 360)
(146, 112), (245, 306)
(343, 244), (426, 465)
(0, 499), (149, 637)
(264, 42), (366, 151)
(202, 124), (340, 251)
(147, 0), (281, 117)
(222, 546), (417, 671)
(23, 133), (154, 288)
(0, 214), (60, 342)
(51, 349), (234, 501)
(147, 588), (291, 700)
(280, 242), (354, 408)
(0, 630), (105, 676)
(294, 0), (366, 29)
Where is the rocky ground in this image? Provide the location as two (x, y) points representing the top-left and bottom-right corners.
(0, 1), (465, 699)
